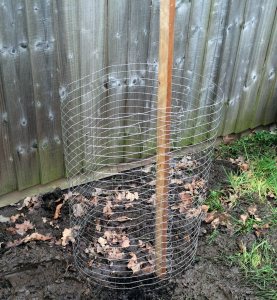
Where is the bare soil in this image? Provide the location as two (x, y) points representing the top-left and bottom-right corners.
(0, 159), (273, 300)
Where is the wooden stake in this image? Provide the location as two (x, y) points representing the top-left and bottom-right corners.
(155, 0), (175, 279)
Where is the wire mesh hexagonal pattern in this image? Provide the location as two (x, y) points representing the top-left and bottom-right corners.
(60, 63), (223, 289)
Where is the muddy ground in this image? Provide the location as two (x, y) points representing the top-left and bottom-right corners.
(0, 159), (275, 300)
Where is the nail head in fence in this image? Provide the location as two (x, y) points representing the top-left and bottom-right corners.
(155, 0), (176, 279)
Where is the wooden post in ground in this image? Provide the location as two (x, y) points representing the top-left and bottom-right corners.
(155, 0), (175, 279)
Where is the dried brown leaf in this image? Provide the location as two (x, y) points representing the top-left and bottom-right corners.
(239, 163), (248, 172)
(141, 265), (154, 275)
(179, 191), (193, 204)
(6, 227), (17, 234)
(98, 237), (107, 246)
(54, 202), (64, 219)
(126, 191), (139, 201)
(61, 228), (75, 246)
(201, 205), (209, 214)
(184, 234), (191, 242)
(95, 219), (101, 232)
(89, 196), (98, 206)
(107, 247), (124, 260)
(186, 207), (201, 218)
(10, 213), (24, 223)
(121, 238), (130, 248)
(15, 220), (34, 236)
(17, 197), (32, 210)
(170, 179), (183, 184)
(73, 203), (86, 217)
(88, 260), (94, 267)
(223, 135), (234, 145)
(127, 253), (142, 274)
(267, 191), (276, 199)
(240, 214), (249, 225)
(248, 205), (257, 215)
(103, 201), (113, 219)
(125, 203), (133, 210)
(6, 233), (52, 248)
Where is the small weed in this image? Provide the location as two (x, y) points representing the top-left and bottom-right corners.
(207, 228), (217, 244)
(205, 190), (225, 212)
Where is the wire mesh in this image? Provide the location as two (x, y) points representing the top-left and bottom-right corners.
(61, 63), (223, 289)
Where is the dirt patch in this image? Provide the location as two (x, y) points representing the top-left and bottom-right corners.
(0, 159), (270, 299)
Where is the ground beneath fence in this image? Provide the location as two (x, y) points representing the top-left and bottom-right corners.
(0, 158), (275, 300)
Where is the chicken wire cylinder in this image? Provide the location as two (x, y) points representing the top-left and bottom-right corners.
(61, 63), (223, 289)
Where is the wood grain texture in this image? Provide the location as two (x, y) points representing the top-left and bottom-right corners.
(155, 0), (175, 279)
(106, 0), (129, 165)
(222, 0), (262, 135)
(235, 2), (277, 133)
(252, 7), (277, 128)
(142, 0), (160, 158)
(0, 0), (40, 190)
(195, 0), (228, 142)
(0, 66), (17, 195)
(79, 0), (107, 171)
(26, 0), (64, 184)
(179, 0), (212, 146)
(125, 0), (152, 162)
(54, 0), (83, 177)
(217, 0), (246, 136)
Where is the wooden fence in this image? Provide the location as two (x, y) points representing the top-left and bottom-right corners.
(0, 0), (277, 197)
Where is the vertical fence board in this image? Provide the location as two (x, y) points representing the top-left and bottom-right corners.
(0, 0), (40, 190)
(0, 69), (17, 195)
(106, 0), (128, 164)
(235, 2), (277, 133)
(26, 0), (64, 184)
(125, 0), (152, 161)
(195, 0), (228, 143)
(171, 0), (191, 148)
(79, 0), (107, 171)
(251, 9), (277, 128)
(54, 0), (82, 177)
(222, 0), (262, 135)
(179, 0), (212, 146)
(142, 0), (160, 158)
(217, 0), (246, 136)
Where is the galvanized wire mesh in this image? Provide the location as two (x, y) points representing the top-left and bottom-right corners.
(61, 63), (223, 289)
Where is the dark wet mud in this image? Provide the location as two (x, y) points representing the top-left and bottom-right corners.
(0, 160), (268, 299)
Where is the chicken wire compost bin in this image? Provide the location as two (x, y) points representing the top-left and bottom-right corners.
(61, 62), (223, 289)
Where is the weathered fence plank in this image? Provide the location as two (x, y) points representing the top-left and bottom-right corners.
(0, 0), (40, 190)
(125, 0), (152, 161)
(235, 2), (277, 133)
(141, 0), (160, 158)
(106, 0), (129, 164)
(54, 0), (83, 177)
(196, 0), (228, 142)
(222, 0), (263, 135)
(252, 9), (277, 128)
(180, 0), (212, 146)
(0, 68), (17, 195)
(217, 0), (247, 136)
(79, 0), (107, 171)
(26, 0), (64, 184)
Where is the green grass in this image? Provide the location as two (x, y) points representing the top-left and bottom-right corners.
(209, 129), (277, 299)
(229, 240), (277, 299)
(205, 190), (225, 212)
